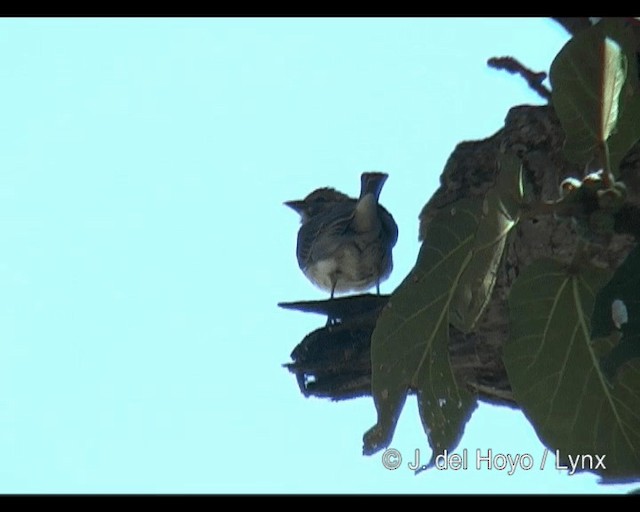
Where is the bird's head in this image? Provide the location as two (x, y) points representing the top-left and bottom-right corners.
(284, 187), (351, 222)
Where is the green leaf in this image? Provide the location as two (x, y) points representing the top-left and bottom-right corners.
(363, 198), (480, 458)
(550, 20), (640, 175)
(550, 29), (627, 167)
(504, 259), (640, 482)
(450, 153), (522, 332)
(592, 245), (640, 381)
(599, 19), (640, 173)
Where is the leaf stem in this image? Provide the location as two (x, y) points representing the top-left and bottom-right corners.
(600, 140), (615, 188)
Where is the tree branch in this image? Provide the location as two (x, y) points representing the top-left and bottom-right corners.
(281, 104), (640, 410)
(487, 56), (551, 101)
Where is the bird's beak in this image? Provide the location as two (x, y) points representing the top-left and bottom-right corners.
(284, 200), (305, 213)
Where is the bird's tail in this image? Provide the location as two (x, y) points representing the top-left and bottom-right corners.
(359, 172), (388, 201)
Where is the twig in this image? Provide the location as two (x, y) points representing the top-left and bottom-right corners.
(487, 56), (552, 101)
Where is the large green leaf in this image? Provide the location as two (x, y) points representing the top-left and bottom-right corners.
(550, 20), (640, 175)
(592, 244), (640, 382)
(550, 31), (625, 159)
(599, 19), (640, 174)
(504, 259), (640, 482)
(363, 198), (480, 458)
(450, 153), (522, 332)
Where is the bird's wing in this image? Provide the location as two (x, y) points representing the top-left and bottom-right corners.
(296, 201), (356, 269)
(379, 206), (399, 248)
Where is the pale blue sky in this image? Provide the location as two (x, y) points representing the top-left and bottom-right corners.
(0, 17), (635, 493)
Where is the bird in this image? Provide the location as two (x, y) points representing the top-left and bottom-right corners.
(285, 172), (398, 298)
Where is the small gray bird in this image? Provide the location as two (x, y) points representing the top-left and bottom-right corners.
(285, 172), (398, 298)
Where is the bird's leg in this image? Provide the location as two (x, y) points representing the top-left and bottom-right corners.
(376, 279), (380, 296)
(327, 278), (339, 326)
